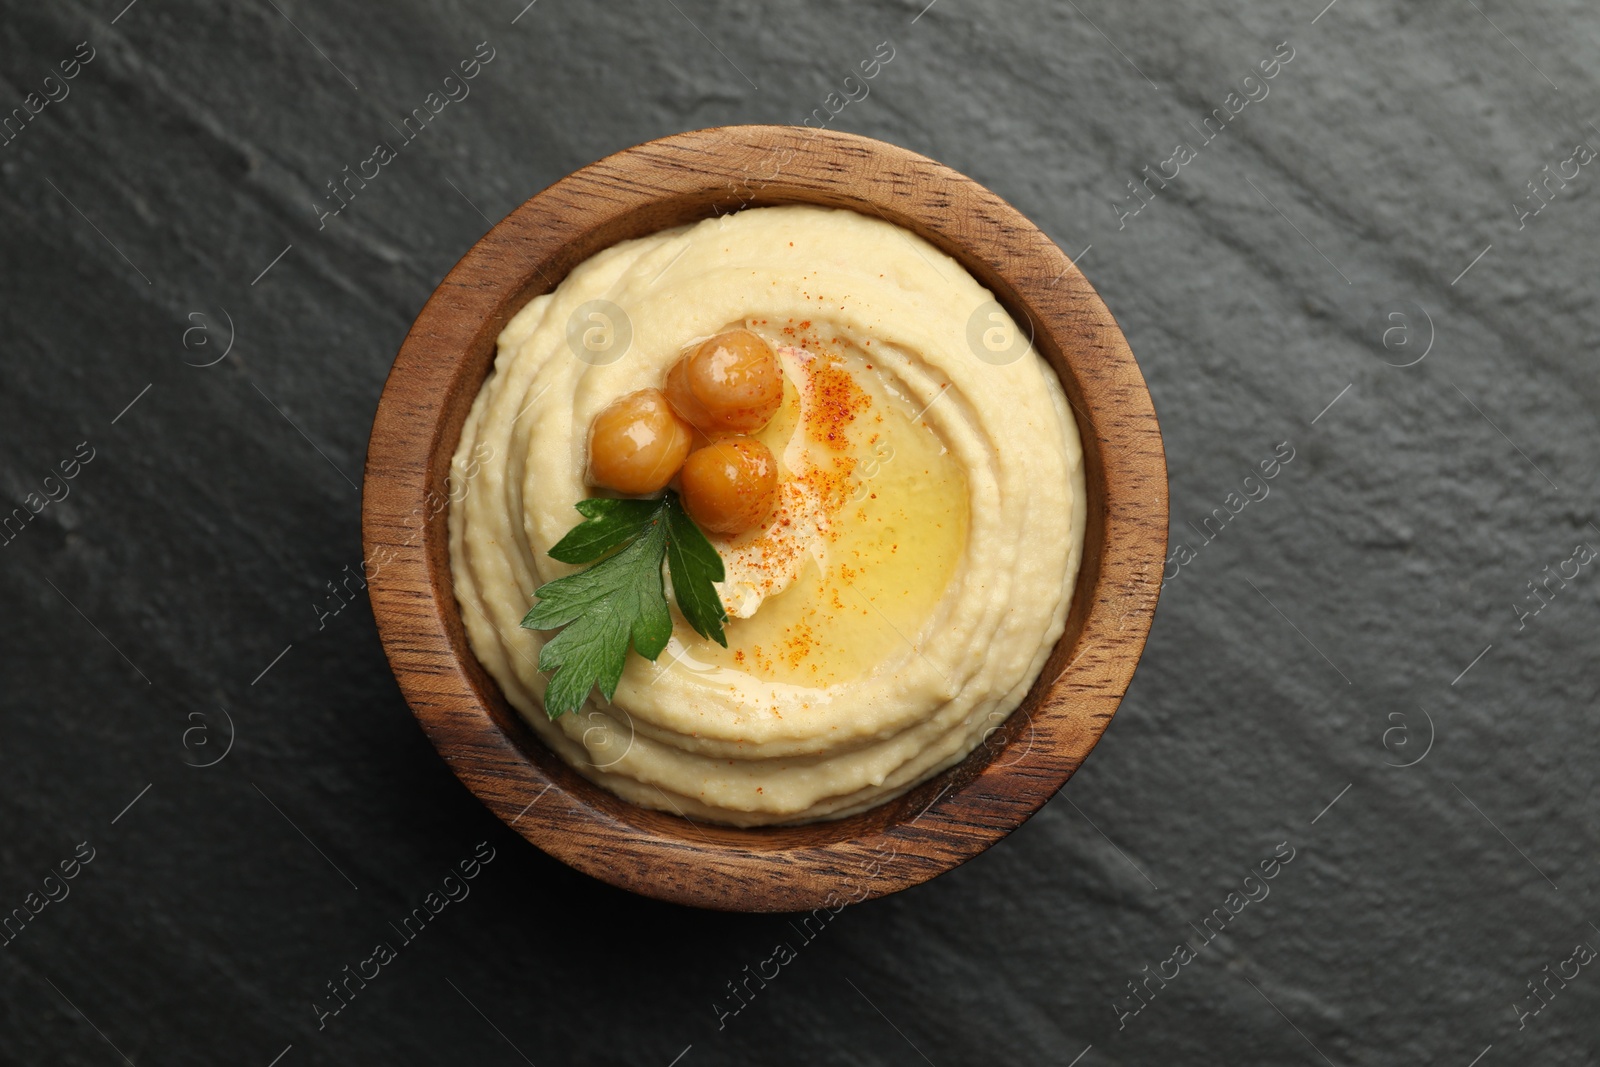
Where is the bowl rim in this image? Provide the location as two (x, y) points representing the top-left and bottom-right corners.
(362, 124), (1167, 912)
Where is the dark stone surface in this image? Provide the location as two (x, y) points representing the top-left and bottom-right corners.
(2, 0), (1597, 1063)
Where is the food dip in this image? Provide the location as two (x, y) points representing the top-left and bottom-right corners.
(449, 205), (1084, 826)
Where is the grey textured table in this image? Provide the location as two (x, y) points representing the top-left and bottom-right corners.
(3, 1), (1597, 1064)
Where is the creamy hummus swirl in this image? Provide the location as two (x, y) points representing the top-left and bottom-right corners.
(449, 205), (1084, 826)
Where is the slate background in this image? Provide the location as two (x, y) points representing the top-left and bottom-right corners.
(3, 0), (1598, 1064)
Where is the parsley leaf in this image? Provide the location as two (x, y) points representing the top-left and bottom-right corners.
(523, 515), (671, 718)
(547, 497), (661, 564)
(521, 490), (729, 718)
(662, 491), (728, 647)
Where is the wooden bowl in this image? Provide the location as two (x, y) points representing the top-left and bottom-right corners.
(363, 125), (1166, 912)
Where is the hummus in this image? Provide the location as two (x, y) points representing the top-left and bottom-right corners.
(448, 205), (1085, 826)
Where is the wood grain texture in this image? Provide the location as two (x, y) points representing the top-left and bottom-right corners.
(361, 125), (1167, 912)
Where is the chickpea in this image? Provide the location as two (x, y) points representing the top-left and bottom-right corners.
(679, 437), (779, 536)
(586, 388), (692, 495)
(665, 329), (784, 433)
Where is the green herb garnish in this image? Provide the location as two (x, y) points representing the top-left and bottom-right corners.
(521, 490), (728, 719)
